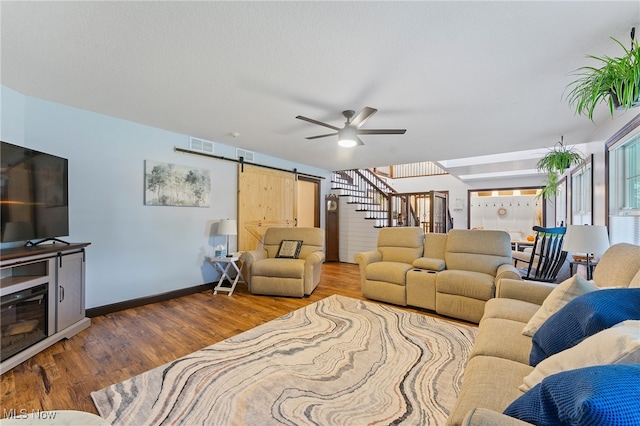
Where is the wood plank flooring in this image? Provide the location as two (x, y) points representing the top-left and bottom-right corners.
(0, 262), (472, 416)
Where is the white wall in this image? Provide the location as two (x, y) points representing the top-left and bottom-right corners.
(1, 86), (332, 308)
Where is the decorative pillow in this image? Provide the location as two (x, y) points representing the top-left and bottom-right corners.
(520, 320), (640, 391)
(504, 365), (640, 426)
(522, 275), (598, 337)
(529, 288), (640, 366)
(275, 239), (303, 259)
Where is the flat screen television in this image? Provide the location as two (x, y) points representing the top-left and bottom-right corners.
(0, 141), (69, 244)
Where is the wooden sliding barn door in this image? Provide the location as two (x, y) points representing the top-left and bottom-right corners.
(238, 164), (296, 251)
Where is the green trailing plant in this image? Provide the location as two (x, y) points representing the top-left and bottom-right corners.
(537, 137), (585, 200)
(565, 32), (640, 121)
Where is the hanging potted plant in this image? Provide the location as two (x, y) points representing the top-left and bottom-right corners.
(537, 137), (585, 200)
(565, 29), (640, 121)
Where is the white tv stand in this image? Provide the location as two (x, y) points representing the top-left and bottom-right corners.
(0, 243), (91, 374)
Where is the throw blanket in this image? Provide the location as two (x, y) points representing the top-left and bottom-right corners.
(92, 295), (477, 425)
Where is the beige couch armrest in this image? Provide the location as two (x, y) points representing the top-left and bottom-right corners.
(495, 264), (521, 283)
(495, 278), (555, 305)
(354, 251), (382, 287)
(354, 250), (382, 266)
(463, 408), (532, 426)
(240, 249), (267, 285)
(305, 251), (325, 266)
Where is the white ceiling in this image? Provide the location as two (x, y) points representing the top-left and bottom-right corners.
(2, 1), (639, 176)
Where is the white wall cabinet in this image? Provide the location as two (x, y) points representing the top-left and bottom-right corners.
(56, 251), (86, 332)
(0, 243), (91, 374)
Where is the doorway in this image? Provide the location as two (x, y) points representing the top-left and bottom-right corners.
(468, 187), (544, 241)
(237, 164), (320, 251)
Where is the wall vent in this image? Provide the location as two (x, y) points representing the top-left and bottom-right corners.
(190, 137), (214, 153)
(236, 148), (255, 162)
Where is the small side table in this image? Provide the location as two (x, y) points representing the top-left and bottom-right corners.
(209, 256), (246, 296)
(569, 259), (598, 279)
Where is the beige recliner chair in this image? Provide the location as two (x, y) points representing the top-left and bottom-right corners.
(354, 227), (425, 306)
(241, 227), (325, 297)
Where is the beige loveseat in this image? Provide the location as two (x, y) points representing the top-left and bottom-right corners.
(447, 242), (640, 425)
(241, 227), (325, 297)
(355, 228), (520, 323)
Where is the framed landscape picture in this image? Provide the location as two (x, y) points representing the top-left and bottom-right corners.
(144, 160), (211, 207)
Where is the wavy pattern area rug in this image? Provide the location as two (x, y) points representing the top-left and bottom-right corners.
(91, 295), (477, 425)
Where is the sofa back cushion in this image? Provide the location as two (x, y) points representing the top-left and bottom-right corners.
(263, 227), (324, 259)
(593, 243), (640, 288)
(377, 227), (424, 264)
(423, 232), (448, 259)
(444, 229), (511, 276)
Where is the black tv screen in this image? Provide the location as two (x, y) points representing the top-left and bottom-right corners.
(0, 142), (69, 244)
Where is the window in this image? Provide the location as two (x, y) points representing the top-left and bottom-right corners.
(570, 155), (592, 225)
(609, 129), (640, 245)
(555, 177), (567, 227)
(610, 133), (640, 214)
(625, 138), (640, 209)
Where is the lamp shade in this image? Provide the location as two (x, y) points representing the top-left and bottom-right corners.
(218, 219), (237, 236)
(562, 225), (610, 255)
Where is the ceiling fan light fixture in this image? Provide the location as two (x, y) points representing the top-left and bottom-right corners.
(338, 127), (358, 148)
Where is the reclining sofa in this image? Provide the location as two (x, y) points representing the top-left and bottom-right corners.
(355, 227), (520, 323)
(448, 242), (640, 425)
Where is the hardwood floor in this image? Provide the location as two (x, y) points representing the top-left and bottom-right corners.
(0, 262), (470, 416)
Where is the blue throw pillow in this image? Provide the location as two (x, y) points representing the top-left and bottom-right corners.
(504, 365), (640, 426)
(529, 288), (640, 366)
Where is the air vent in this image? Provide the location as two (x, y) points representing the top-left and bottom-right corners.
(236, 148), (255, 162)
(190, 137), (214, 153)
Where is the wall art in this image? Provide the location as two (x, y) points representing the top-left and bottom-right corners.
(144, 160), (210, 207)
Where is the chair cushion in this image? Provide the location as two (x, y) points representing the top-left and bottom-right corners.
(445, 229), (511, 275)
(504, 365), (640, 426)
(521, 320), (640, 392)
(436, 270), (495, 301)
(483, 298), (540, 323)
(252, 258), (305, 278)
(377, 227), (424, 264)
(366, 262), (413, 286)
(262, 227), (324, 259)
(529, 288), (640, 366)
(448, 355), (533, 426)
(471, 318), (533, 364)
(592, 243), (640, 288)
(522, 275), (598, 337)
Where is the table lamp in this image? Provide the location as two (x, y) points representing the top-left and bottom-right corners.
(562, 225), (610, 280)
(217, 219), (237, 257)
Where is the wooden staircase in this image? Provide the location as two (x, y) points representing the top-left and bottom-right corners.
(331, 169), (394, 228)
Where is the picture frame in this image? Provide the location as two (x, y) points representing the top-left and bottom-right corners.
(144, 160), (211, 207)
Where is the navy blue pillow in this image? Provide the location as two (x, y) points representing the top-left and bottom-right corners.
(530, 288), (640, 366)
(504, 365), (640, 426)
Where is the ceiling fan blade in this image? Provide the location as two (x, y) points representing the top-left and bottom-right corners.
(358, 129), (407, 135)
(350, 107), (378, 128)
(295, 115), (341, 131)
(306, 133), (338, 140)
(356, 136), (365, 146)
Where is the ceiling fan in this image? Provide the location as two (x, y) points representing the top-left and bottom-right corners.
(295, 107), (406, 147)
